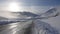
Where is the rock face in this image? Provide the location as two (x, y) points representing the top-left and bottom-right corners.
(32, 19), (59, 34)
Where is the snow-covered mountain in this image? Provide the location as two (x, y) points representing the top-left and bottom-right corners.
(0, 8), (59, 24)
(0, 7), (59, 20)
(11, 8), (59, 20)
(39, 8), (59, 18)
(13, 12), (39, 17)
(0, 7), (60, 34)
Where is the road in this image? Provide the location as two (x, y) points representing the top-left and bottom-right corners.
(0, 20), (33, 34)
(0, 20), (59, 34)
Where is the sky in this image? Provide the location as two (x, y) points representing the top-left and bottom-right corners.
(0, 0), (60, 6)
(0, 0), (60, 12)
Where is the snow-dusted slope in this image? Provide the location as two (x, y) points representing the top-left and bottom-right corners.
(39, 8), (59, 19)
(32, 19), (59, 34)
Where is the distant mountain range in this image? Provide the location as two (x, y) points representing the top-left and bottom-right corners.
(0, 8), (59, 20)
(0, 8), (59, 25)
(13, 8), (59, 19)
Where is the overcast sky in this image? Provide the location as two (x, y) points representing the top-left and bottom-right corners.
(0, 0), (60, 6)
(0, 0), (60, 10)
